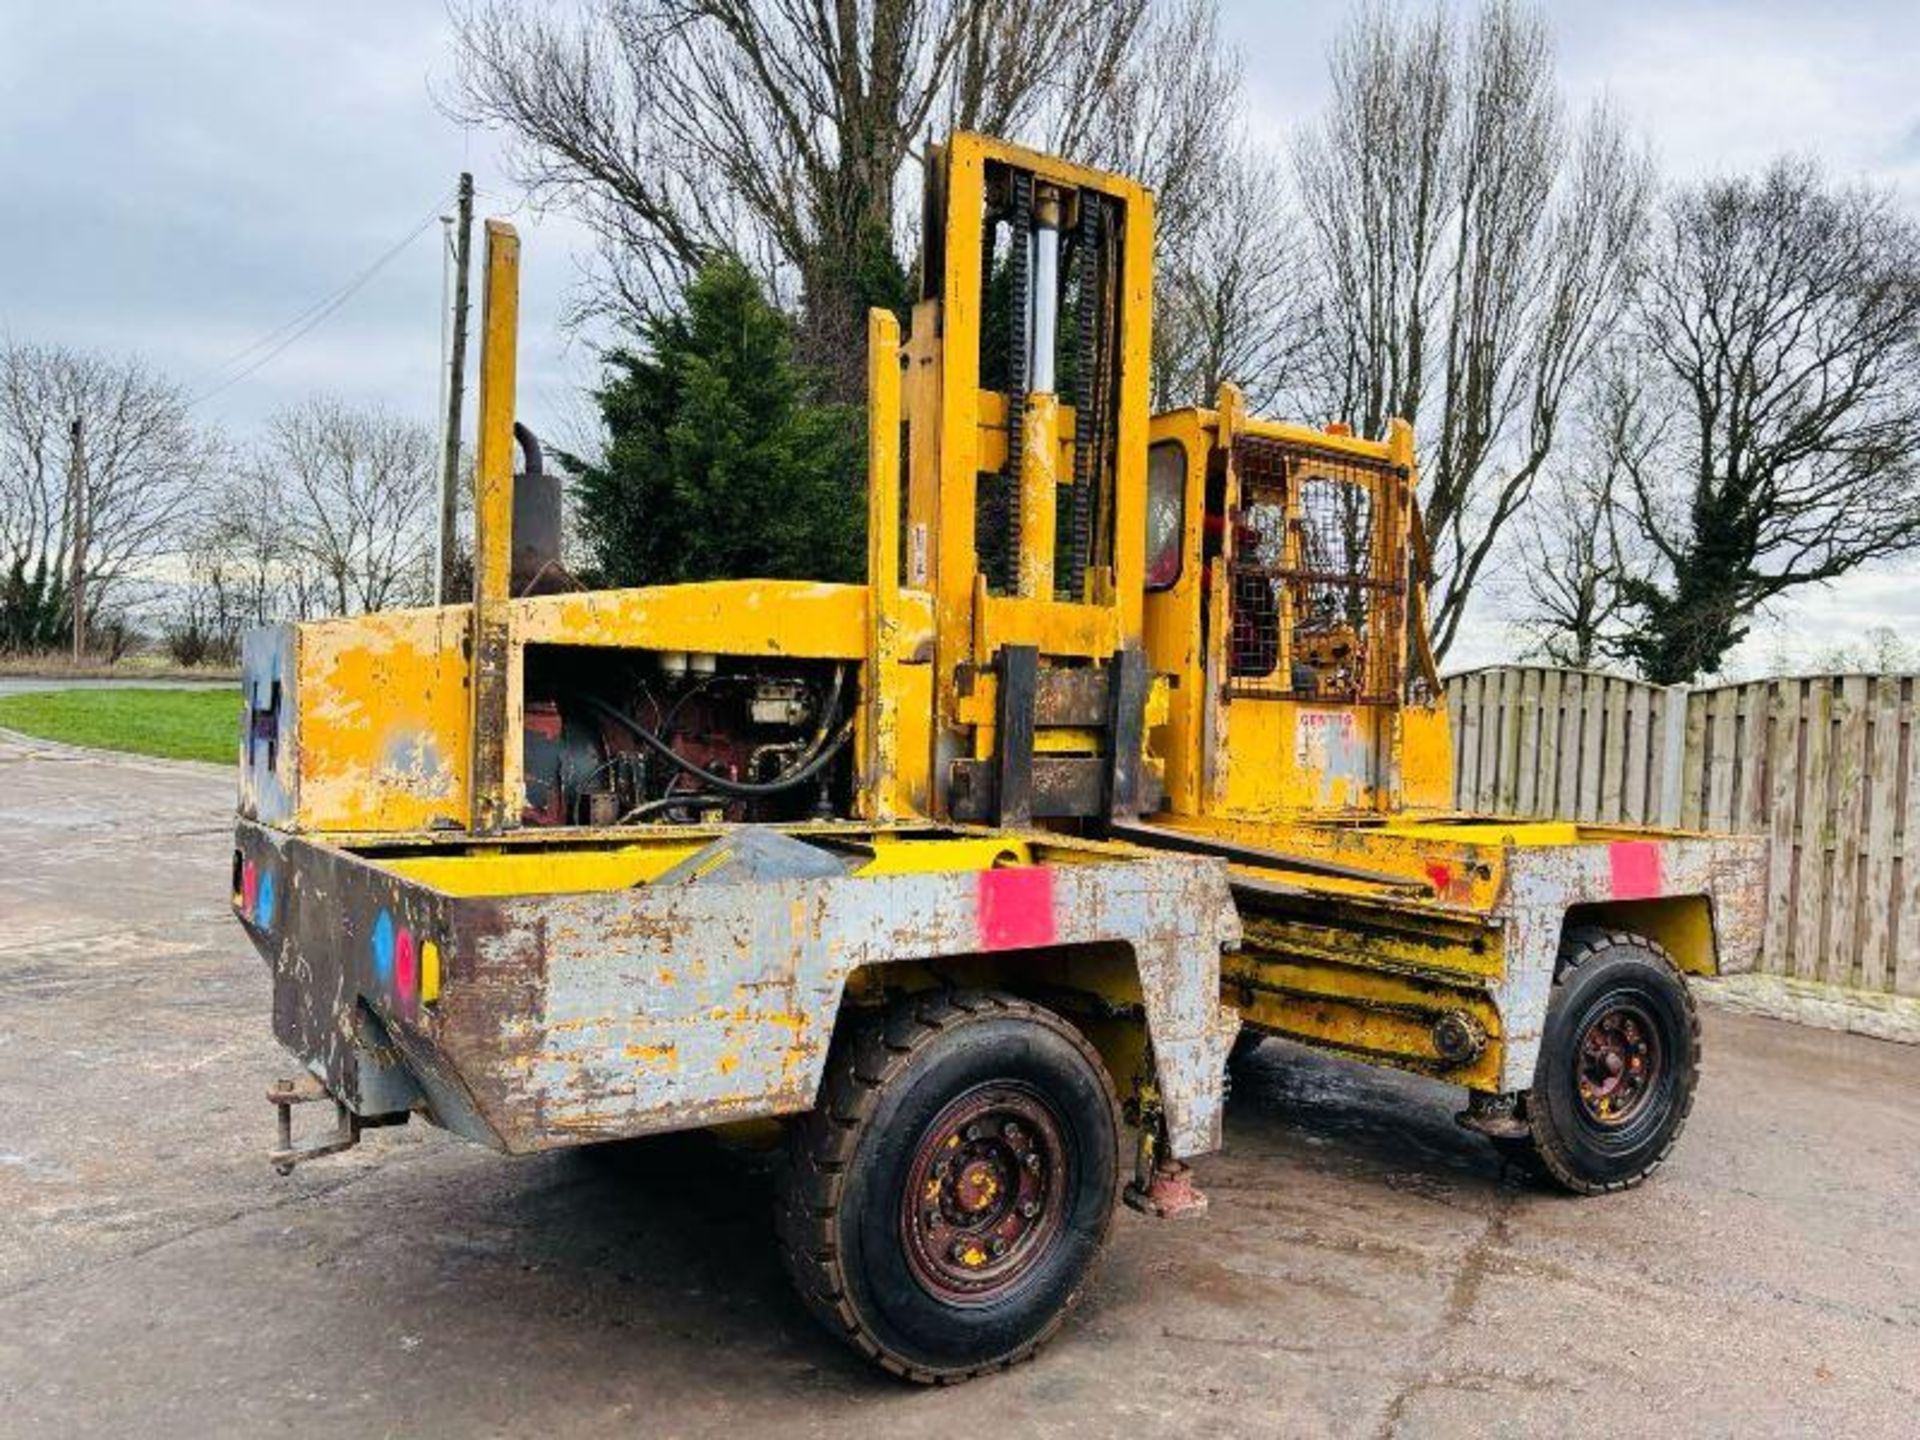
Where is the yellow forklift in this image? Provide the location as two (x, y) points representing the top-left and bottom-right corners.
(231, 134), (1763, 1381)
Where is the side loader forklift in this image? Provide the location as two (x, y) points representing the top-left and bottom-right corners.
(231, 134), (1764, 1381)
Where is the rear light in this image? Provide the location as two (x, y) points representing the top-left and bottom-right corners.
(372, 910), (441, 1016)
(421, 940), (442, 1004)
(233, 853), (276, 929)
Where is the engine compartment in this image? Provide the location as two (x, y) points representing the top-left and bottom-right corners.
(520, 645), (856, 828)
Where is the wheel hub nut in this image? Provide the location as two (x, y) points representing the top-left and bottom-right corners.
(1431, 1010), (1488, 1064)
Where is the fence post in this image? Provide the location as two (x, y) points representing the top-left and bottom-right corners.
(1656, 683), (1690, 827)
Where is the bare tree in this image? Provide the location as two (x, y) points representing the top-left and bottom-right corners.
(1291, 0), (1651, 660)
(1612, 158), (1920, 684)
(1152, 141), (1308, 413)
(1291, 4), (1455, 436)
(1044, 0), (1237, 254)
(170, 461), (307, 664)
(1812, 625), (1920, 674)
(1514, 352), (1654, 667)
(255, 398), (438, 618)
(447, 0), (1234, 399)
(0, 341), (215, 640)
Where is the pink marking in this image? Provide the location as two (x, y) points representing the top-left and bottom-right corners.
(1609, 841), (1663, 900)
(241, 860), (258, 912)
(394, 928), (418, 1014)
(976, 867), (1056, 952)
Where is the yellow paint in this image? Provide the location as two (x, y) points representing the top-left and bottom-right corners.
(1033, 727), (1101, 754)
(976, 593), (1121, 661)
(855, 836), (1031, 876)
(1231, 981), (1503, 1092)
(1019, 392), (1060, 598)
(381, 841), (706, 897)
(470, 219), (520, 834)
(1147, 810), (1513, 910)
(688, 846), (735, 881)
(864, 308), (905, 822)
(513, 579), (892, 657)
(1141, 418), (1208, 817)
(971, 390), (1076, 475)
(1234, 905), (1504, 985)
(621, 1041), (679, 1068)
(420, 940), (441, 1004)
(290, 606), (475, 833)
(1143, 399), (1424, 823)
(472, 222), (518, 614)
(1391, 820), (1581, 846)
(920, 134), (1155, 816)
(264, 572), (939, 835)
(1572, 895), (1719, 976)
(1398, 702), (1454, 811)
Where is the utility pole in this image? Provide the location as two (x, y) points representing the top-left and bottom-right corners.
(67, 416), (86, 664)
(438, 172), (474, 603)
(433, 210), (453, 593)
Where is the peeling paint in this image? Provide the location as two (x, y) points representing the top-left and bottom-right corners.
(234, 821), (1243, 1160)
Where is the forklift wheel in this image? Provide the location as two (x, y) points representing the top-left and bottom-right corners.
(1520, 928), (1700, 1195)
(776, 990), (1121, 1382)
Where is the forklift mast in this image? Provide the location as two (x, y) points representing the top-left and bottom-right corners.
(893, 135), (1157, 828)
(889, 136), (1449, 831)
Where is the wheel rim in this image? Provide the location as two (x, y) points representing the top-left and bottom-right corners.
(899, 1082), (1068, 1305)
(1574, 999), (1664, 1128)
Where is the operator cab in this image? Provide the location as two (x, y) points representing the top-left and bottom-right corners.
(1141, 400), (1450, 822)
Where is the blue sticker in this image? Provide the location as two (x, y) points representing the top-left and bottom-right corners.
(372, 909), (395, 985)
(255, 870), (277, 930)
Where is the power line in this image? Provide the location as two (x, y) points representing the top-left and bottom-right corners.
(187, 191), (455, 409)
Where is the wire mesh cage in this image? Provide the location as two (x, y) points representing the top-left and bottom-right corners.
(1225, 436), (1407, 704)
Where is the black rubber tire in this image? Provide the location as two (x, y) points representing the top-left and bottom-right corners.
(775, 990), (1122, 1383)
(1520, 927), (1700, 1195)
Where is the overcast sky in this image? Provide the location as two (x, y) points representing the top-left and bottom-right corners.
(3, 1), (1917, 670)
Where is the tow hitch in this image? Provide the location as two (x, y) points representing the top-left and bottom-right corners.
(268, 1075), (406, 1174)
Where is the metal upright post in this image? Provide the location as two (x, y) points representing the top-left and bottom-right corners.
(438, 173), (474, 603)
(68, 416), (85, 663)
(468, 219), (520, 833)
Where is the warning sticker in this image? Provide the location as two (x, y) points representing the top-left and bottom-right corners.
(1294, 708), (1360, 772)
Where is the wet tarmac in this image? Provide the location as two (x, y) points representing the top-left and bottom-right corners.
(2, 734), (1916, 1437)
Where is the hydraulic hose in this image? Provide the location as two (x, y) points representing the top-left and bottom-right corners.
(619, 790), (720, 822)
(575, 666), (852, 799)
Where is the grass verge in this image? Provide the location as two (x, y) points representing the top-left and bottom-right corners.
(0, 688), (238, 764)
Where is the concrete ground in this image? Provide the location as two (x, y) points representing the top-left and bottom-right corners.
(0, 676), (229, 696)
(2, 734), (1916, 1439)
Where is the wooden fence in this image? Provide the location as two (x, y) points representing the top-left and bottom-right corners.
(1445, 666), (1920, 997)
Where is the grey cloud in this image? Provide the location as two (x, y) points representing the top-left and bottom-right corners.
(0, 0), (592, 445)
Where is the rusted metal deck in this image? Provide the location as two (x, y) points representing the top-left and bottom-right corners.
(233, 821), (1243, 1160)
